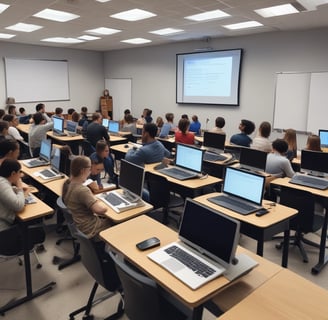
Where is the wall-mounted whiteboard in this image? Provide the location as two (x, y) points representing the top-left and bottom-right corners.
(4, 58), (70, 103)
(273, 71), (328, 133)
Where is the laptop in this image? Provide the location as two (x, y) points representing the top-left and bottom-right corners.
(148, 198), (257, 289)
(36, 147), (63, 180)
(52, 116), (67, 136)
(108, 120), (120, 136)
(66, 120), (79, 136)
(202, 131), (228, 162)
(239, 147), (267, 173)
(22, 139), (51, 168)
(102, 118), (109, 129)
(158, 143), (204, 180)
(208, 167), (265, 215)
(319, 129), (328, 148)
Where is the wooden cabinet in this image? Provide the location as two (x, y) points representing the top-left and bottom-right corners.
(100, 96), (113, 119)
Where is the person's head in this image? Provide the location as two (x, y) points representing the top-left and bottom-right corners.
(0, 159), (21, 183)
(90, 155), (104, 176)
(81, 106), (88, 114)
(258, 121), (271, 138)
(8, 105), (16, 115)
(67, 108), (75, 115)
(0, 120), (9, 135)
(103, 89), (110, 96)
(192, 115), (198, 122)
(306, 134), (322, 152)
(178, 118), (190, 134)
(124, 109), (130, 116)
(142, 108), (149, 117)
(283, 128), (297, 150)
(33, 112), (45, 125)
(272, 139), (288, 155)
(95, 140), (110, 158)
(156, 116), (164, 128)
(215, 117), (225, 129)
(19, 107), (26, 115)
(0, 139), (20, 159)
(142, 123), (158, 143)
(36, 103), (45, 113)
(70, 156), (91, 179)
(92, 112), (102, 123)
(71, 111), (80, 122)
(3, 114), (18, 127)
(181, 114), (189, 120)
(239, 119), (255, 135)
(165, 113), (174, 122)
(55, 107), (63, 117)
(124, 114), (134, 124)
(0, 109), (5, 119)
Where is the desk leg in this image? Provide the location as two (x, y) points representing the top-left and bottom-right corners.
(256, 239), (264, 257)
(0, 224), (56, 315)
(191, 305), (203, 320)
(282, 229), (290, 268)
(312, 208), (328, 274)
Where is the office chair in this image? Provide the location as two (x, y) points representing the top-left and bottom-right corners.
(275, 186), (325, 263)
(146, 172), (185, 226)
(68, 229), (124, 320)
(52, 197), (81, 271)
(81, 139), (95, 156)
(109, 251), (188, 320)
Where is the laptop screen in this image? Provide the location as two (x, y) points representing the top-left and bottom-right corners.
(319, 129), (328, 148)
(223, 167), (265, 205)
(239, 147), (267, 172)
(51, 147), (61, 172)
(66, 120), (78, 133)
(102, 118), (109, 129)
(203, 132), (226, 153)
(108, 120), (119, 134)
(301, 149), (328, 177)
(39, 139), (52, 161)
(175, 143), (204, 173)
(179, 198), (240, 268)
(53, 116), (64, 134)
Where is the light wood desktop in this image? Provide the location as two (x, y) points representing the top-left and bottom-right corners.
(218, 268), (328, 320)
(270, 177), (328, 274)
(47, 130), (84, 142)
(17, 123), (31, 135)
(100, 215), (262, 320)
(194, 193), (298, 267)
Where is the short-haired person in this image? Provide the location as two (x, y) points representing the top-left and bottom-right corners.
(210, 117), (225, 134)
(8, 105), (17, 116)
(87, 155), (105, 193)
(189, 115), (201, 136)
(35, 103), (52, 123)
(230, 119), (255, 147)
(175, 118), (195, 145)
(159, 113), (176, 138)
(3, 114), (24, 141)
(306, 134), (322, 152)
(265, 139), (295, 178)
(125, 123), (171, 166)
(0, 139), (20, 164)
(86, 112), (109, 147)
(54, 107), (64, 118)
(251, 121), (272, 153)
(0, 120), (9, 140)
(283, 128), (297, 161)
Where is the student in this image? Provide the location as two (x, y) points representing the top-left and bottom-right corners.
(18, 107), (31, 124)
(7, 105), (17, 116)
(230, 119), (255, 147)
(19, 107), (27, 116)
(155, 116), (164, 135)
(265, 139), (295, 178)
(175, 118), (195, 145)
(0, 139), (20, 164)
(0, 120), (9, 140)
(2, 114), (24, 141)
(159, 113), (176, 138)
(189, 115), (201, 136)
(181, 114), (189, 120)
(79, 106), (88, 126)
(121, 114), (137, 134)
(87, 155), (105, 193)
(306, 134), (322, 152)
(0, 109), (5, 119)
(86, 112), (109, 147)
(35, 103), (52, 123)
(53, 107), (64, 118)
(137, 108), (151, 125)
(283, 128), (297, 161)
(210, 116), (225, 134)
(251, 121), (272, 153)
(119, 109), (131, 128)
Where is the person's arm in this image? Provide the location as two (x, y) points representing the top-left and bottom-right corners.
(3, 181), (25, 212)
(90, 200), (107, 216)
(125, 148), (145, 166)
(9, 127), (24, 141)
(282, 159), (295, 178)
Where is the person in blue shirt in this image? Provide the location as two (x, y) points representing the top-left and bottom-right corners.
(189, 115), (201, 136)
(230, 119), (255, 147)
(159, 113), (176, 138)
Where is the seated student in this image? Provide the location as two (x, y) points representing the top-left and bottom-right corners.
(181, 114), (189, 120)
(265, 139), (295, 178)
(137, 108), (153, 125)
(306, 134), (322, 151)
(251, 121), (272, 153)
(210, 116), (225, 134)
(125, 123), (171, 166)
(18, 107), (31, 124)
(35, 103), (52, 123)
(230, 119), (255, 147)
(283, 128), (297, 161)
(2, 114), (24, 141)
(79, 106), (88, 126)
(0, 109), (5, 119)
(121, 114), (137, 134)
(189, 115), (201, 136)
(0, 139), (20, 165)
(0, 120), (9, 140)
(53, 107), (64, 119)
(119, 109), (131, 128)
(175, 118), (195, 145)
(155, 116), (164, 135)
(86, 155), (105, 193)
(8, 105), (17, 116)
(159, 112), (176, 138)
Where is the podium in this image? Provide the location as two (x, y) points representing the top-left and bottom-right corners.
(100, 96), (113, 119)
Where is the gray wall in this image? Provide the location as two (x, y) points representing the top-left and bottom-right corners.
(104, 27), (328, 148)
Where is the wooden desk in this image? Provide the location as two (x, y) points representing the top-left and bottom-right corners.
(100, 215), (260, 320)
(194, 193), (298, 267)
(218, 268), (328, 319)
(271, 177), (328, 274)
(110, 142), (139, 160)
(109, 134), (128, 146)
(47, 130), (84, 143)
(0, 196), (56, 314)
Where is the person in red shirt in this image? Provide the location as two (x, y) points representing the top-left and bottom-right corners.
(175, 118), (195, 145)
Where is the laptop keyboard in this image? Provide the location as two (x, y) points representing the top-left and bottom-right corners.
(104, 192), (129, 206)
(209, 195), (257, 214)
(290, 174), (328, 190)
(203, 152), (227, 162)
(29, 159), (46, 166)
(165, 245), (216, 278)
(160, 167), (195, 180)
(39, 169), (57, 178)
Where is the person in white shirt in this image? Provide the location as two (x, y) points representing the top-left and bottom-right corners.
(2, 114), (23, 141)
(210, 116), (225, 134)
(251, 121), (272, 153)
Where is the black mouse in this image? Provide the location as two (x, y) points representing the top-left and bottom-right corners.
(124, 144), (129, 148)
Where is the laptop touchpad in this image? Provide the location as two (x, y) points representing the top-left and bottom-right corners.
(162, 258), (185, 272)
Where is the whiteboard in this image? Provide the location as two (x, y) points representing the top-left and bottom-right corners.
(4, 58), (70, 103)
(105, 78), (132, 121)
(273, 72), (328, 133)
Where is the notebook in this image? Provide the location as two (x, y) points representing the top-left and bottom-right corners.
(202, 131), (227, 162)
(22, 139), (51, 168)
(36, 147), (63, 180)
(208, 167), (265, 215)
(148, 198), (257, 289)
(66, 120), (79, 136)
(158, 143), (204, 180)
(289, 173), (328, 190)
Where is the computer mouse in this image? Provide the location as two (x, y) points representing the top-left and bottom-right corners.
(124, 144), (129, 148)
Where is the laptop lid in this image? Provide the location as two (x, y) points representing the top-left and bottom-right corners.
(318, 129), (328, 148)
(239, 147), (267, 172)
(175, 143), (204, 173)
(223, 167), (265, 206)
(39, 139), (52, 161)
(108, 120), (119, 134)
(179, 198), (240, 269)
(53, 116), (65, 134)
(66, 120), (78, 133)
(50, 147), (61, 173)
(102, 118), (109, 129)
(203, 131), (226, 153)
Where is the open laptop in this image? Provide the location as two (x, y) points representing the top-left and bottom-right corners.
(319, 129), (328, 149)
(202, 131), (228, 162)
(97, 159), (145, 213)
(239, 147), (267, 173)
(66, 120), (79, 136)
(148, 198), (257, 290)
(102, 118), (109, 129)
(23, 139), (51, 168)
(158, 143), (204, 180)
(36, 147), (63, 180)
(52, 116), (67, 136)
(208, 167), (265, 215)
(108, 120), (120, 136)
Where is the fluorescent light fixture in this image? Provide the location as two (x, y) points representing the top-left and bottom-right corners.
(78, 35), (100, 41)
(0, 33), (15, 39)
(6, 23), (43, 32)
(0, 3), (10, 14)
(41, 37), (85, 44)
(149, 28), (184, 35)
(33, 8), (79, 22)
(185, 9), (230, 21)
(297, 0), (328, 11)
(121, 38), (152, 44)
(85, 27), (121, 35)
(111, 8), (156, 21)
(223, 21), (263, 30)
(255, 4), (299, 17)
(96, 0), (111, 2)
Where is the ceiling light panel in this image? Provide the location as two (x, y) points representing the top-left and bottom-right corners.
(255, 4), (299, 18)
(0, 33), (15, 39)
(78, 35), (101, 41)
(121, 38), (152, 44)
(41, 37), (85, 44)
(6, 23), (43, 32)
(0, 3), (9, 14)
(149, 28), (184, 35)
(111, 9), (156, 21)
(33, 9), (80, 22)
(185, 9), (230, 21)
(85, 27), (121, 35)
(223, 21), (263, 30)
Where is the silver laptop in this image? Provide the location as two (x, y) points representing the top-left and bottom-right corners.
(208, 167), (265, 215)
(37, 147), (63, 180)
(158, 143), (204, 180)
(148, 198), (250, 290)
(66, 120), (79, 136)
(23, 139), (51, 168)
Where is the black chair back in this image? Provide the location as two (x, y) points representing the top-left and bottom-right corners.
(0, 224), (24, 256)
(146, 172), (170, 209)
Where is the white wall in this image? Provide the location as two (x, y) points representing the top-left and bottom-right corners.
(0, 42), (104, 114)
(104, 27), (328, 149)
